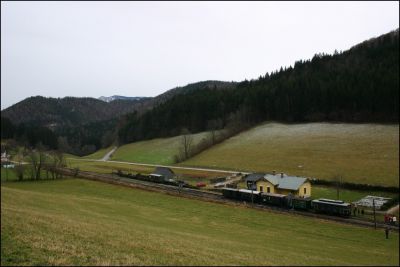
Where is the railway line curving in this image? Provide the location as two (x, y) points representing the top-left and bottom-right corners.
(55, 167), (399, 232)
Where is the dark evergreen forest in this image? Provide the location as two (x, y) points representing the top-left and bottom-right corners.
(117, 29), (399, 144)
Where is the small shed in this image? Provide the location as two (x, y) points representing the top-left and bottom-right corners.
(244, 173), (266, 190)
(149, 167), (175, 181)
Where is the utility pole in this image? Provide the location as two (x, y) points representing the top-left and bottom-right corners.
(251, 185), (254, 206)
(336, 179), (339, 200)
(336, 175), (341, 200)
(373, 198), (377, 230)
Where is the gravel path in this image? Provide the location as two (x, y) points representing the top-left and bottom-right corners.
(100, 146), (118, 161)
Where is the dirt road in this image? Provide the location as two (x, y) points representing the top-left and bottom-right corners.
(100, 146), (118, 161)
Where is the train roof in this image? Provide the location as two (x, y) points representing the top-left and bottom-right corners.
(149, 173), (163, 177)
(222, 187), (239, 191)
(312, 198), (350, 207)
(238, 189), (261, 194)
(260, 192), (287, 198)
(293, 196), (312, 200)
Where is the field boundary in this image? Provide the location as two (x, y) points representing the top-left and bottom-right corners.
(311, 179), (399, 193)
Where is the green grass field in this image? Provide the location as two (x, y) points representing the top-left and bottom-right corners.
(1, 167), (64, 183)
(1, 168), (18, 182)
(1, 178), (398, 266)
(311, 186), (398, 204)
(63, 153), (80, 159)
(112, 131), (211, 165)
(181, 122), (399, 187)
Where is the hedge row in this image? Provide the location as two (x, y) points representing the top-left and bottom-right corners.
(310, 178), (399, 193)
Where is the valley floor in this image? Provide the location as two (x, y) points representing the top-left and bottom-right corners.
(1, 178), (398, 266)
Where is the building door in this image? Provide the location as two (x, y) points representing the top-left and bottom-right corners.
(259, 186), (263, 192)
(267, 186), (270, 193)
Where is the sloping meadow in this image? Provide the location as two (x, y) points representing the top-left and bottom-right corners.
(1, 178), (399, 266)
(182, 122), (399, 187)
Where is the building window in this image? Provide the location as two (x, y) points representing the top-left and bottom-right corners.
(259, 186), (263, 192)
(267, 186), (270, 193)
(304, 187), (307, 195)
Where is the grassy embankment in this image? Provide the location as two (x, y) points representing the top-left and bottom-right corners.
(1, 178), (398, 266)
(181, 122), (399, 187)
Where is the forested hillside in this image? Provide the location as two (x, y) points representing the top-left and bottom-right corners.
(118, 29), (399, 144)
(1, 96), (151, 128)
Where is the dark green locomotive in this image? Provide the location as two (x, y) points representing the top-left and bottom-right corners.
(292, 197), (312, 210)
(311, 198), (351, 217)
(222, 187), (242, 200)
(260, 192), (288, 208)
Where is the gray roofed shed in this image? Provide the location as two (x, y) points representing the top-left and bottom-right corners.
(150, 167), (175, 180)
(245, 173), (266, 182)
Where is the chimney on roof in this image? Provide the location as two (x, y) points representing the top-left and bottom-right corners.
(272, 170), (276, 175)
(280, 172), (284, 178)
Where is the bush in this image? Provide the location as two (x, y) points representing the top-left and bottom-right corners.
(13, 164), (25, 181)
(73, 167), (80, 177)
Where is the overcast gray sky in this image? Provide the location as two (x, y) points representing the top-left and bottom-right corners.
(1, 1), (399, 109)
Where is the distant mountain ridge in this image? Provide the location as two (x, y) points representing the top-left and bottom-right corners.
(1, 96), (150, 129)
(98, 95), (148, 103)
(1, 80), (235, 128)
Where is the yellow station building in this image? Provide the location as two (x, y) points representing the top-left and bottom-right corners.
(245, 172), (311, 198)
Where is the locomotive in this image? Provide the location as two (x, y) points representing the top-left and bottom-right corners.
(222, 188), (351, 217)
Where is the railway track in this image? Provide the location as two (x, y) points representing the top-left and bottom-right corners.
(56, 167), (399, 232)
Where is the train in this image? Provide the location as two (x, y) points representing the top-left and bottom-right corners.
(113, 170), (196, 189)
(222, 188), (351, 217)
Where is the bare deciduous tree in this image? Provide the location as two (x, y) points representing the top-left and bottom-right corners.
(207, 119), (222, 145)
(178, 128), (193, 161)
(49, 150), (66, 179)
(27, 143), (47, 180)
(14, 164), (25, 181)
